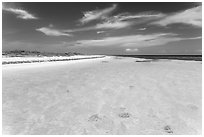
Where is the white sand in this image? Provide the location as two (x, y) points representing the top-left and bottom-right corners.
(2, 56), (202, 135)
(2, 55), (105, 64)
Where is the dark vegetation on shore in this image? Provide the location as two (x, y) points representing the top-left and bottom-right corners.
(2, 50), (83, 57)
(2, 56), (106, 65)
(2, 50), (106, 65)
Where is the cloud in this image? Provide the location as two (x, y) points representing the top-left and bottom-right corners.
(36, 27), (72, 37)
(65, 11), (163, 33)
(138, 28), (146, 30)
(73, 33), (201, 48)
(126, 48), (139, 52)
(109, 12), (164, 22)
(79, 4), (117, 24)
(95, 21), (133, 29)
(49, 6), (201, 35)
(186, 36), (202, 40)
(151, 6), (202, 27)
(64, 21), (132, 33)
(95, 12), (164, 29)
(97, 31), (105, 34)
(3, 4), (38, 20)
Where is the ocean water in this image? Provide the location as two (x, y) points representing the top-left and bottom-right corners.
(115, 55), (202, 61)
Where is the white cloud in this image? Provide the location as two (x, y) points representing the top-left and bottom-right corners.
(186, 36), (202, 40)
(65, 11), (163, 32)
(93, 12), (164, 29)
(36, 27), (72, 37)
(110, 12), (164, 22)
(3, 5), (38, 20)
(64, 26), (95, 33)
(74, 33), (201, 48)
(138, 28), (146, 30)
(79, 4), (117, 24)
(151, 6), (202, 27)
(96, 12), (164, 29)
(64, 21), (132, 33)
(95, 21), (133, 29)
(126, 48), (139, 52)
(97, 31), (105, 34)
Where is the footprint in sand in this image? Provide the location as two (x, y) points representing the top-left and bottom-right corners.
(117, 107), (132, 119)
(88, 114), (102, 122)
(88, 114), (114, 133)
(164, 125), (173, 134)
(118, 112), (131, 118)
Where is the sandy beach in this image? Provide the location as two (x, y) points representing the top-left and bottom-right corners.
(2, 56), (202, 135)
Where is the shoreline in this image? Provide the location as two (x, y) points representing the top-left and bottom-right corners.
(2, 55), (201, 66)
(2, 55), (106, 65)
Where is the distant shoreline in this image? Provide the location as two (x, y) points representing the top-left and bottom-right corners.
(113, 55), (202, 61)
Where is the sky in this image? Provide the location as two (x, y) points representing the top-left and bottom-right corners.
(2, 2), (202, 55)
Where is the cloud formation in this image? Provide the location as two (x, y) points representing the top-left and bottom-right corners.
(64, 21), (132, 33)
(73, 33), (201, 47)
(109, 12), (164, 22)
(151, 6), (202, 27)
(36, 27), (72, 37)
(37, 4), (202, 38)
(79, 4), (117, 24)
(126, 48), (139, 52)
(76, 5), (201, 32)
(65, 11), (163, 33)
(97, 31), (105, 34)
(3, 4), (38, 20)
(95, 12), (164, 29)
(96, 21), (133, 29)
(138, 28), (147, 30)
